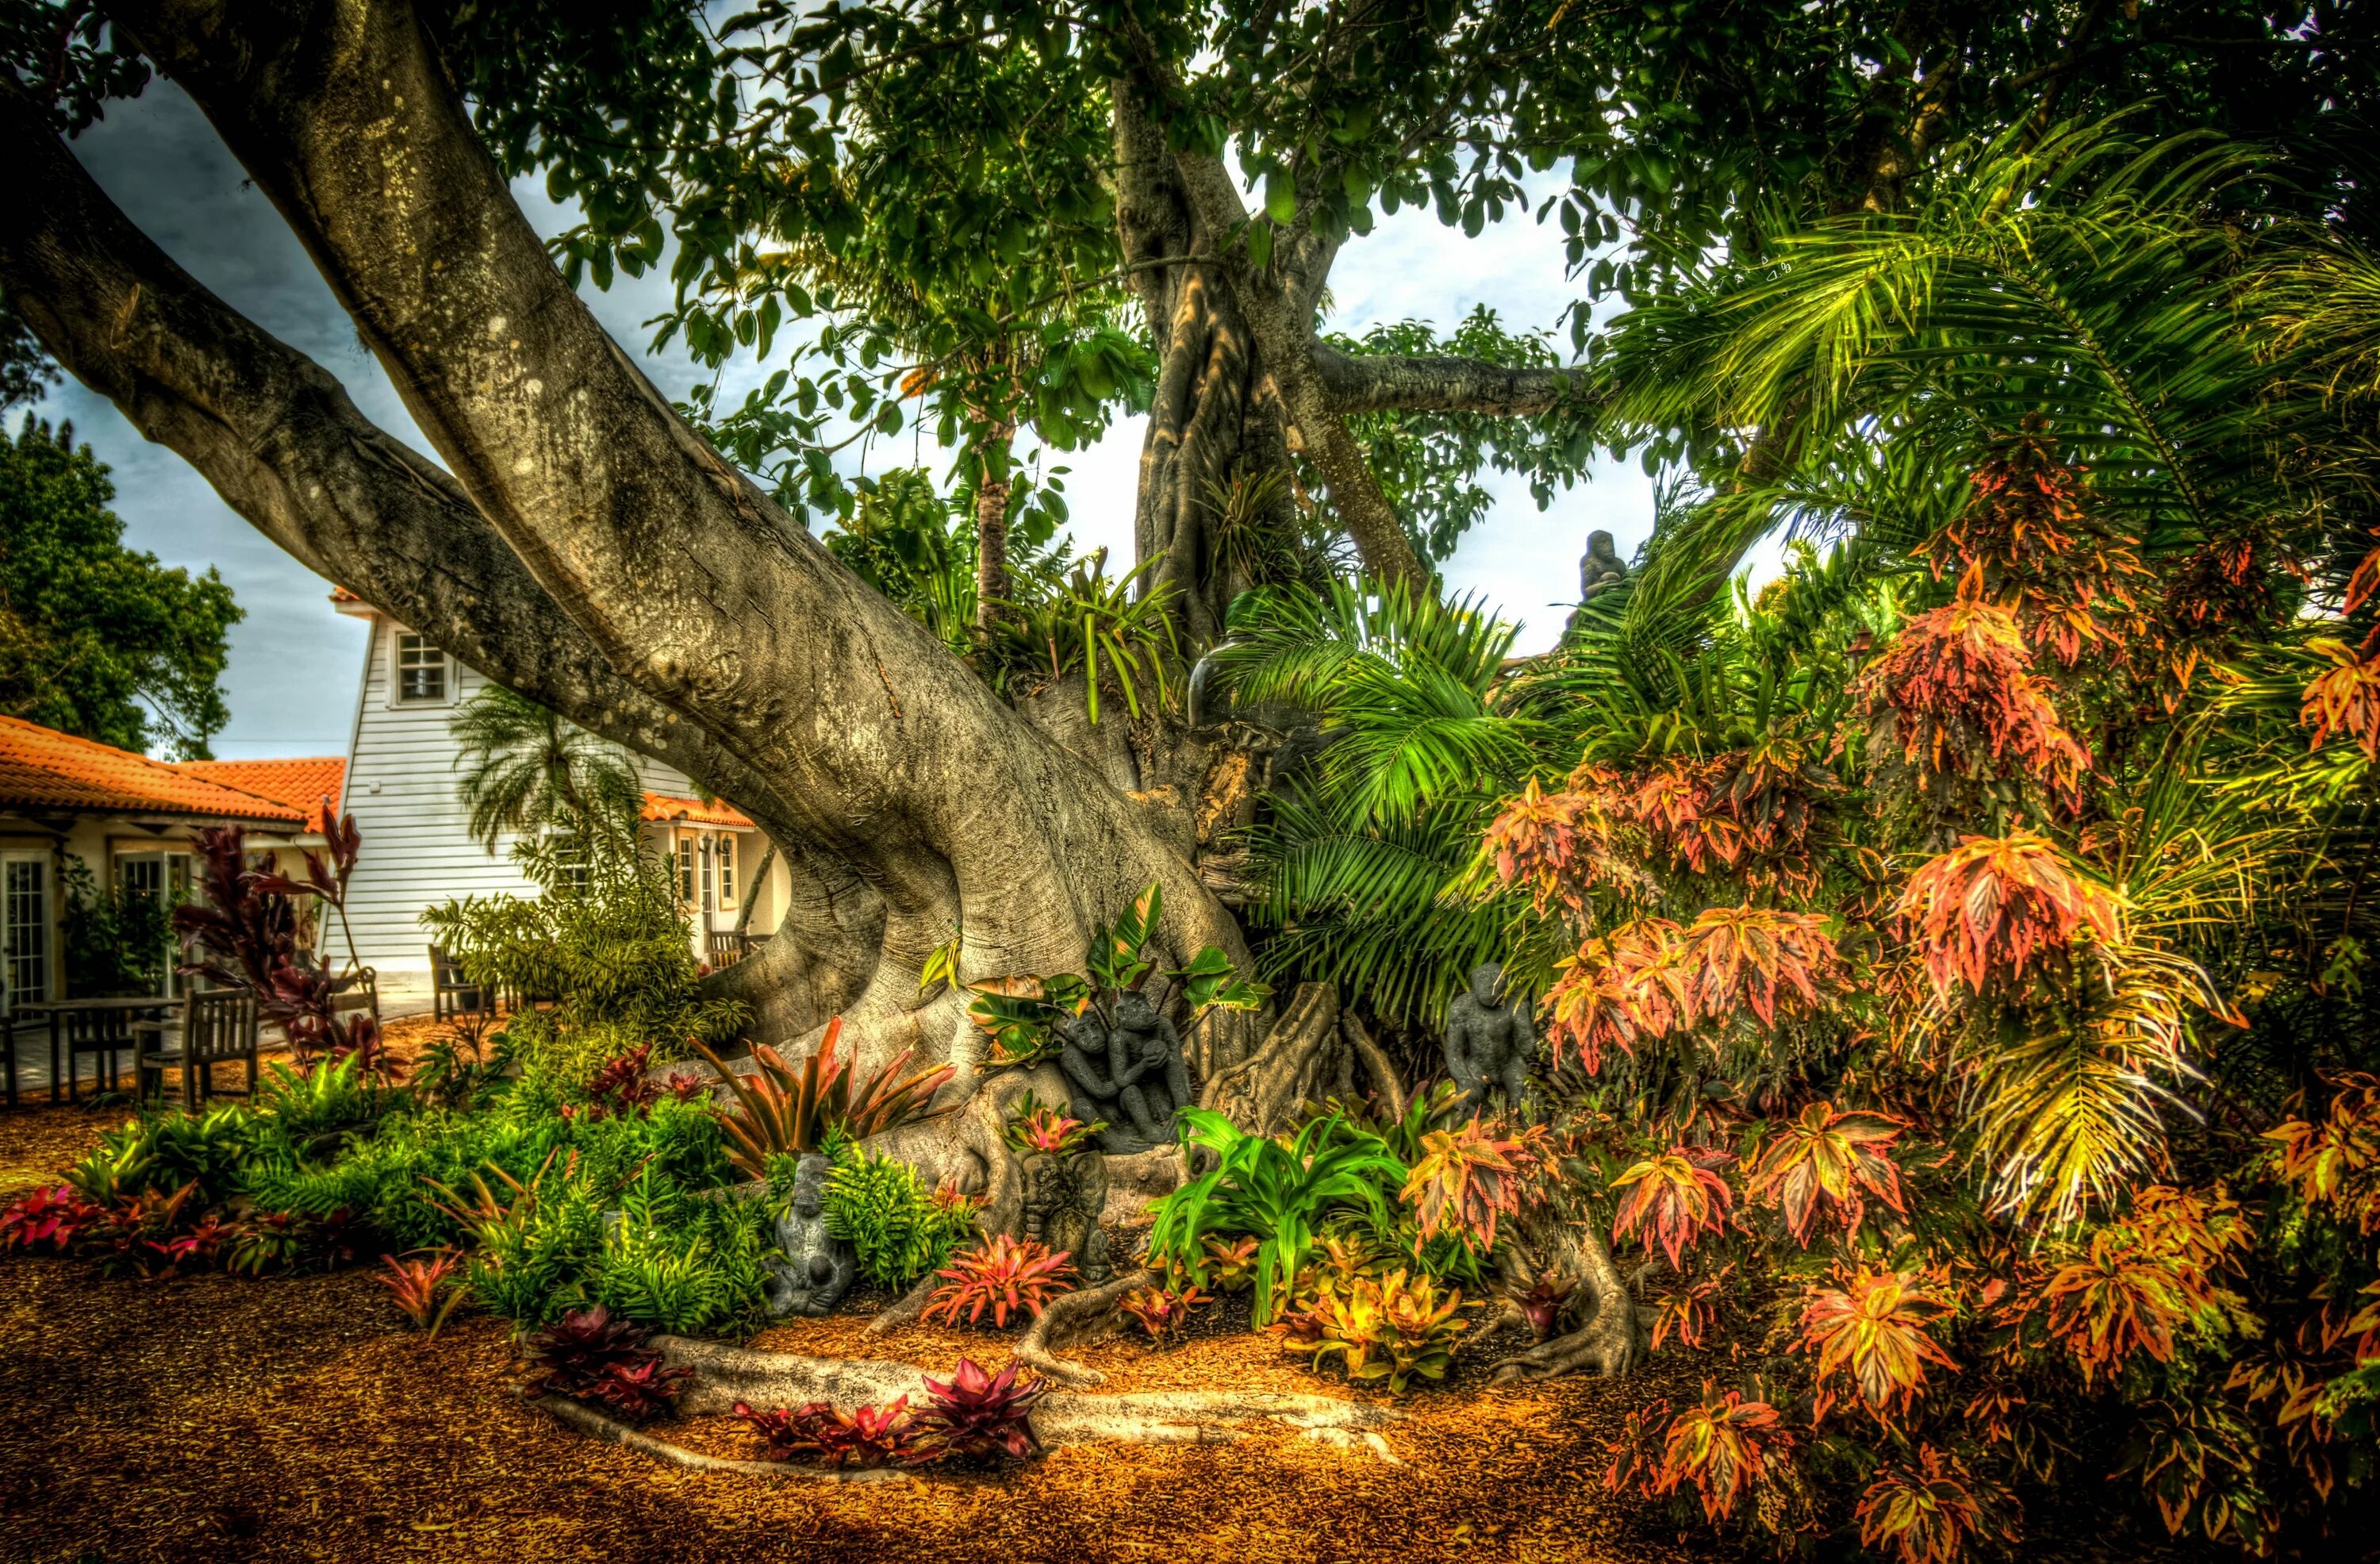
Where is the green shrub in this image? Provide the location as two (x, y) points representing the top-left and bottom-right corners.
(823, 1149), (975, 1291)
(592, 1172), (771, 1335)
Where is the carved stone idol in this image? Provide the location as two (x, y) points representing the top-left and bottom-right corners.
(764, 1151), (856, 1318)
(1020, 1144), (1113, 1284)
(1442, 962), (1537, 1120)
(1058, 996), (1190, 1155)
(1579, 529), (1628, 601)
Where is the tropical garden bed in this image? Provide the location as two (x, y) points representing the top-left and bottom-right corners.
(0, 1104), (2218, 1564)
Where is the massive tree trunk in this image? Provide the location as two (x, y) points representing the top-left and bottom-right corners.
(0, 0), (1242, 1096)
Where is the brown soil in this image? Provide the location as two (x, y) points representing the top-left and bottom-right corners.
(0, 1106), (2225, 1564)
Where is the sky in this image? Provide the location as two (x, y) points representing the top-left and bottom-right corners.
(40, 80), (1659, 760)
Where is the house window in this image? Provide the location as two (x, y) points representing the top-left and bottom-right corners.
(393, 632), (450, 704)
(116, 851), (192, 997)
(675, 837), (697, 905)
(2, 855), (49, 1007)
(698, 836), (716, 913)
(716, 834), (736, 908)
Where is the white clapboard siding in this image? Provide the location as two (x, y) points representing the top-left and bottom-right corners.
(336, 613), (703, 976)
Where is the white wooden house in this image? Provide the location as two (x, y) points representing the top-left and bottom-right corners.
(330, 591), (789, 998)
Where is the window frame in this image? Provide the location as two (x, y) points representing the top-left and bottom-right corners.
(715, 832), (736, 909)
(390, 629), (453, 707)
(2, 851), (52, 1009)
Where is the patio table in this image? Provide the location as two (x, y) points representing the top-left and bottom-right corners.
(11, 997), (185, 1105)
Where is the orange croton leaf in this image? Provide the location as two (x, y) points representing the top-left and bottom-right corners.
(1855, 590), (2094, 808)
(1895, 831), (2123, 1002)
(1544, 906), (1843, 1074)
(1400, 1116), (1547, 1253)
(1747, 1101), (1909, 1246)
(1649, 1268), (1729, 1351)
(1855, 1443), (2014, 1564)
(2038, 1197), (2246, 1387)
(1653, 1383), (1792, 1524)
(2301, 638), (2380, 761)
(1611, 1146), (1735, 1270)
(2267, 1073), (2380, 1233)
(1922, 428), (2154, 669)
(1795, 1265), (1958, 1424)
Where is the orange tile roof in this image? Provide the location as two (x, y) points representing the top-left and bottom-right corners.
(177, 757), (347, 833)
(0, 716), (305, 826)
(640, 791), (755, 829)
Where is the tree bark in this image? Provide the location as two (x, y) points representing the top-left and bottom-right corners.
(17, 0), (1244, 1088)
(1113, 92), (1294, 644)
(973, 422), (1014, 633)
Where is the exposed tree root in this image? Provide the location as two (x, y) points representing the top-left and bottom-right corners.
(529, 1394), (908, 1483)
(643, 1336), (1406, 1465)
(1012, 1269), (1155, 1387)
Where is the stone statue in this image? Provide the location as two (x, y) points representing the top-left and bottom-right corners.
(1019, 1141), (1113, 1284)
(764, 1152), (856, 1317)
(1442, 963), (1537, 1120)
(1579, 529), (1628, 601)
(1058, 996), (1190, 1154)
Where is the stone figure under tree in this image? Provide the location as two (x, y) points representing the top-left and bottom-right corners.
(764, 1152), (857, 1318)
(1442, 963), (1538, 1120)
(1058, 995), (1192, 1155)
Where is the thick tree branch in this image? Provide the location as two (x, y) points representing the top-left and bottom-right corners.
(0, 80), (885, 1010)
(1309, 341), (1584, 417)
(86, 0), (1247, 1070)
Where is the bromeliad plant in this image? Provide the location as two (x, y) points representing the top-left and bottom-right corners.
(1299, 1267), (1469, 1395)
(374, 1251), (467, 1335)
(920, 1234), (1076, 1329)
(692, 1016), (955, 1180)
(520, 1304), (689, 1424)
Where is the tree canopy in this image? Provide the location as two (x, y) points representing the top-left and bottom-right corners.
(0, 414), (240, 758)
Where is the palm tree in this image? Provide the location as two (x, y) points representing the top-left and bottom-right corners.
(448, 683), (643, 856)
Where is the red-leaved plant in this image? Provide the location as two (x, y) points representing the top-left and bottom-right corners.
(174, 812), (390, 1074)
(570, 1044), (662, 1122)
(922, 1234), (1077, 1328)
(1120, 1278), (1211, 1342)
(734, 1397), (919, 1466)
(521, 1305), (689, 1424)
(0, 1185), (105, 1255)
(374, 1251), (466, 1335)
(911, 1356), (1046, 1462)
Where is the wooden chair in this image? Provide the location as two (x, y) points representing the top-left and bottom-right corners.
(331, 967), (380, 1024)
(706, 931), (750, 968)
(430, 944), (488, 1022)
(140, 990), (261, 1108)
(57, 1007), (136, 1105)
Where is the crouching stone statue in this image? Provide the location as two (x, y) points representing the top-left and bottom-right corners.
(1059, 994), (1192, 1154)
(764, 1151), (856, 1317)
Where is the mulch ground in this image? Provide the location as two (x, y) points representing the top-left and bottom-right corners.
(0, 1105), (2232, 1564)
